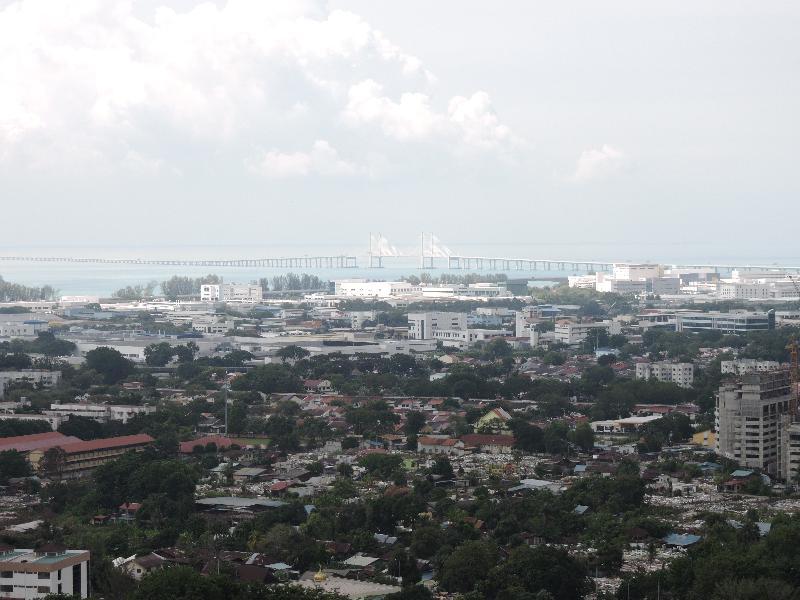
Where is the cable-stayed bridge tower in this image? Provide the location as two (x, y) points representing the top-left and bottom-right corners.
(368, 233), (402, 268)
(420, 233), (453, 268)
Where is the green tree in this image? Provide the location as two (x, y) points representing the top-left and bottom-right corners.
(358, 454), (403, 479)
(58, 416), (104, 440)
(568, 422), (595, 452)
(276, 345), (311, 362)
(84, 347), (135, 384)
(404, 411), (427, 436)
(0, 449), (31, 483)
(439, 540), (498, 593)
(145, 342), (175, 366)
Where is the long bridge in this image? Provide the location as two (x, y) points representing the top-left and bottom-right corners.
(0, 255), (358, 269)
(3, 243), (800, 275)
(446, 256), (614, 272)
(445, 255), (800, 274)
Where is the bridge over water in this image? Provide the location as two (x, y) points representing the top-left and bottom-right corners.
(2, 252), (799, 274)
(0, 255), (358, 269)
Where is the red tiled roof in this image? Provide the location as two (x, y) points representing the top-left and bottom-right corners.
(460, 434), (516, 447)
(0, 431), (80, 453)
(418, 436), (460, 447)
(270, 481), (292, 492)
(179, 435), (234, 454)
(57, 434), (154, 454)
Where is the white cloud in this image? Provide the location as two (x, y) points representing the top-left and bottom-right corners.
(343, 79), (441, 141)
(250, 140), (358, 178)
(0, 0), (517, 176)
(573, 145), (627, 181)
(343, 80), (517, 154)
(448, 92), (512, 150)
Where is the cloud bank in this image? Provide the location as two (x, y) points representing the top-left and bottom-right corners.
(0, 0), (519, 177)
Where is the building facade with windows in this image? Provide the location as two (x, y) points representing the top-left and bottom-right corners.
(635, 361), (694, 388)
(0, 370), (61, 399)
(715, 370), (792, 478)
(676, 310), (775, 333)
(407, 312), (467, 340)
(0, 545), (89, 599)
(200, 284), (262, 303)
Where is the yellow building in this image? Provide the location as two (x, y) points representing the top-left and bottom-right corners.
(692, 430), (716, 448)
(476, 407), (512, 430)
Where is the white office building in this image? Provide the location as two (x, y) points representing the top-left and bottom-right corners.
(0, 546), (89, 599)
(44, 403), (156, 424)
(635, 361), (694, 388)
(407, 312), (468, 340)
(334, 280), (421, 298)
(553, 319), (621, 345)
(200, 284), (262, 303)
(0, 321), (48, 338)
(567, 275), (597, 289)
(612, 264), (663, 280)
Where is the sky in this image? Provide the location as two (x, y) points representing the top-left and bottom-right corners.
(1, 0), (799, 260)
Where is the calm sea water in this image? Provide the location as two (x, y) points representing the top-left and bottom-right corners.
(1, 242), (799, 297)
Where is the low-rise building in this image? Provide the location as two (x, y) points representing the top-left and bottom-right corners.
(200, 283), (263, 303)
(554, 319), (621, 345)
(720, 359), (781, 375)
(676, 310), (775, 333)
(44, 403), (155, 424)
(417, 436), (465, 455)
(0, 320), (49, 337)
(0, 370), (61, 398)
(590, 415), (663, 434)
(460, 434), (515, 454)
(0, 544), (89, 599)
(634, 361), (694, 388)
(28, 434), (155, 478)
(407, 312), (467, 340)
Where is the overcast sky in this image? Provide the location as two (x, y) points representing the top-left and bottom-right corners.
(1, 1), (798, 259)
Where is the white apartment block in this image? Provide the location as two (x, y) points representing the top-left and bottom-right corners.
(721, 359), (781, 375)
(567, 275), (596, 289)
(635, 361), (694, 388)
(0, 370), (61, 399)
(0, 321), (48, 337)
(0, 546), (89, 599)
(595, 274), (647, 294)
(200, 284), (262, 303)
(612, 263), (662, 280)
(715, 370), (792, 478)
(335, 280), (421, 298)
(433, 327), (512, 349)
(407, 312), (468, 340)
(44, 403), (156, 424)
(74, 341), (148, 362)
(553, 319), (621, 345)
(191, 315), (233, 334)
(718, 280), (797, 300)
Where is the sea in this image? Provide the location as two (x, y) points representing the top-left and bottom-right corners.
(1, 242), (799, 297)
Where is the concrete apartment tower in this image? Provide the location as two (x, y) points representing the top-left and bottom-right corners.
(715, 370), (793, 478)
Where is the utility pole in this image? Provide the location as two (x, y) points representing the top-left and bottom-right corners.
(223, 382), (230, 435)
